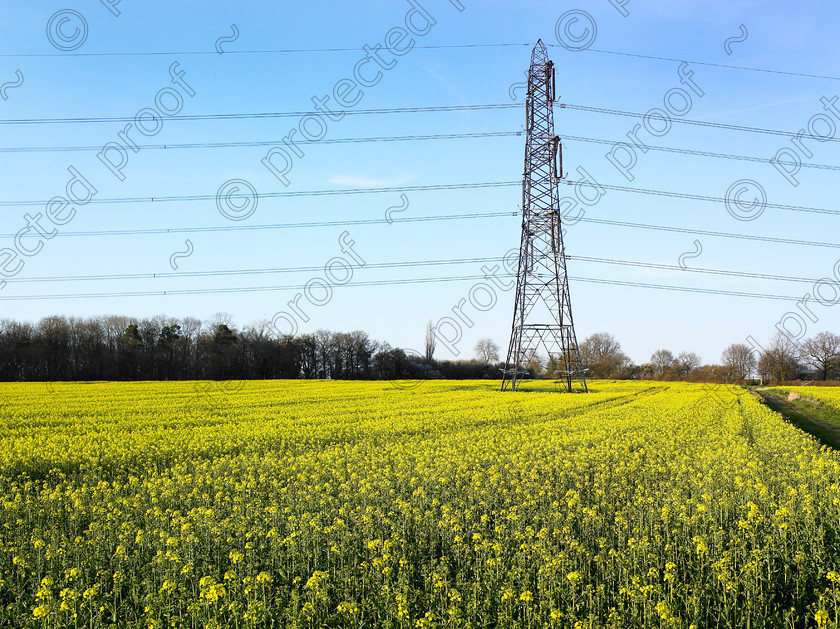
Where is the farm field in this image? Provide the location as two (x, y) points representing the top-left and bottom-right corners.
(762, 386), (840, 436)
(3, 380), (840, 627)
(775, 386), (840, 414)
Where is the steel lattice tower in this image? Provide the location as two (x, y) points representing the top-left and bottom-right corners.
(501, 40), (588, 393)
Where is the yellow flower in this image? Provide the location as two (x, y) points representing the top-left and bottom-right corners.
(815, 610), (830, 627)
(32, 605), (50, 619)
(304, 571), (328, 591)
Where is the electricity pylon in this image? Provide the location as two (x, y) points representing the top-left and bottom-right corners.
(501, 40), (588, 393)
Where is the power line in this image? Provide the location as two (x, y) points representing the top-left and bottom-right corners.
(0, 274), (478, 300)
(561, 103), (840, 143)
(2, 42), (837, 83)
(564, 46), (840, 83)
(576, 217), (840, 250)
(572, 277), (804, 302)
(4, 178), (836, 218)
(4, 98), (835, 154)
(2, 253), (826, 286)
(569, 255), (822, 285)
(4, 209), (838, 252)
(562, 134), (838, 173)
(0, 212), (517, 239)
(2, 100), (834, 145)
(0, 273), (810, 302)
(0, 131), (521, 154)
(5, 256), (503, 283)
(3, 129), (834, 175)
(0, 43), (532, 58)
(0, 103), (519, 126)
(559, 179), (840, 218)
(0, 181), (520, 208)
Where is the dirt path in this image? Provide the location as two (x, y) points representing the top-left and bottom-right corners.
(753, 389), (840, 448)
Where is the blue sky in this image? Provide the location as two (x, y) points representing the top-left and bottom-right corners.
(1, 0), (839, 365)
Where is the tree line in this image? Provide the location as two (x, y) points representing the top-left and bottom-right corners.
(577, 330), (840, 384)
(0, 314), (497, 382)
(1, 314), (837, 384)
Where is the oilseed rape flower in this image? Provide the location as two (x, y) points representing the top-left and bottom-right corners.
(1, 379), (840, 626)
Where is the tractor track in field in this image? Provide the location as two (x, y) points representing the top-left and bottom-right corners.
(548, 385), (669, 421)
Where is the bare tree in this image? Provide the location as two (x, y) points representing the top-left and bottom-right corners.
(523, 348), (543, 374)
(179, 316), (203, 375)
(243, 319), (272, 342)
(800, 331), (840, 380)
(579, 332), (630, 378)
(425, 320), (436, 361)
(721, 343), (756, 382)
(314, 329), (335, 379)
(676, 351), (702, 377)
(758, 331), (801, 384)
(180, 316), (202, 340)
(650, 349), (675, 376)
(474, 338), (500, 364)
(208, 312), (234, 331)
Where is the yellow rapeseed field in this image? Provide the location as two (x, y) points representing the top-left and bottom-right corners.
(2, 380), (840, 627)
